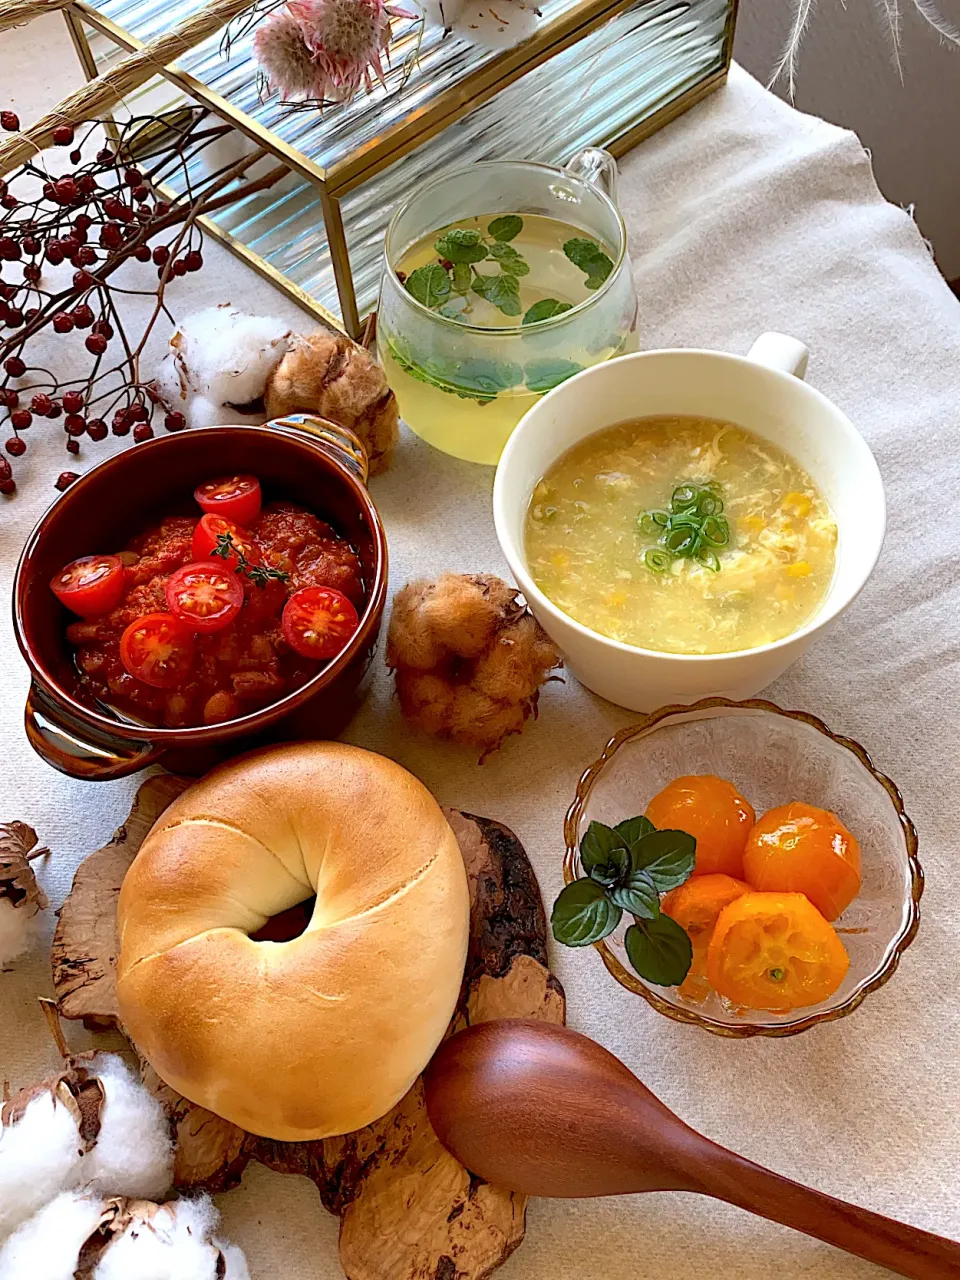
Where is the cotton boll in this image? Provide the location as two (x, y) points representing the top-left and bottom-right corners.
(0, 896), (38, 965)
(0, 1091), (83, 1237)
(153, 349), (188, 413)
(0, 1190), (104, 1280)
(221, 1242), (252, 1279)
(93, 1197), (229, 1280)
(81, 1055), (173, 1200)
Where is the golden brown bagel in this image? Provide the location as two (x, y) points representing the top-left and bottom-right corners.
(116, 742), (470, 1141)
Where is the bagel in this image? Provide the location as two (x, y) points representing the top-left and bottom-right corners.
(116, 743), (470, 1141)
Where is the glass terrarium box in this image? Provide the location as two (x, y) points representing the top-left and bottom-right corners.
(65, 0), (738, 338)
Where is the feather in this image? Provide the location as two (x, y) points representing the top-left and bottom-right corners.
(877, 0), (904, 79)
(909, 0), (960, 44)
(768, 0), (817, 100)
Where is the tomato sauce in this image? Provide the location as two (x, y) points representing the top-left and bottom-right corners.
(65, 503), (363, 728)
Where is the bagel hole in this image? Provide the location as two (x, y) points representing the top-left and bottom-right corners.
(250, 897), (316, 942)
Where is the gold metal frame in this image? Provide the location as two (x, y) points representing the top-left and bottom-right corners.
(64, 0), (738, 337)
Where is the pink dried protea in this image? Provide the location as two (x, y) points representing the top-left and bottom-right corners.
(255, 0), (415, 104)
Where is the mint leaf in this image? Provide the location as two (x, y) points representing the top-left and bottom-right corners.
(630, 829), (696, 892)
(551, 879), (622, 947)
(438, 302), (464, 320)
(405, 264), (451, 309)
(579, 821), (627, 876)
(589, 846), (631, 888)
(624, 916), (693, 986)
(522, 298), (573, 326)
(451, 262), (472, 294)
(563, 236), (614, 290)
(610, 870), (660, 919)
(436, 227), (488, 265)
(473, 271), (521, 316)
(488, 242), (530, 276)
(386, 340), (520, 401)
(488, 214), (523, 242)
(615, 815), (655, 847)
(525, 358), (583, 393)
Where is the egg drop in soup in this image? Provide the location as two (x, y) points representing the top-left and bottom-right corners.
(524, 416), (838, 655)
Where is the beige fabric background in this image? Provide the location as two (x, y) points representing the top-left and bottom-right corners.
(2, 18), (960, 1278)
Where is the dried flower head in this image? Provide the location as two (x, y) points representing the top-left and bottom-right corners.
(253, 9), (322, 100)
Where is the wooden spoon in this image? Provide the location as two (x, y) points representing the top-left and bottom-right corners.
(424, 1020), (960, 1279)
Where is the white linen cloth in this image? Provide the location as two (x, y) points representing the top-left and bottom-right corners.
(1, 22), (959, 1275)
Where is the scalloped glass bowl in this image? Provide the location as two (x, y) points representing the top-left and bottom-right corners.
(563, 699), (922, 1037)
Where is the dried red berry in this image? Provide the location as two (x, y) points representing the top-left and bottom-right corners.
(70, 148), (82, 164)
(0, 388), (18, 408)
(23, 307), (38, 324)
(73, 269), (95, 289)
(54, 177), (78, 204)
(0, 236), (19, 260)
(5, 307), (23, 328)
(153, 200), (170, 217)
(0, 478), (15, 495)
(65, 414), (86, 436)
(52, 311), (75, 334)
(66, 439), (80, 454)
(62, 390), (84, 413)
(72, 304), (94, 329)
(86, 418), (107, 441)
(4, 356), (26, 377)
(100, 222), (123, 250)
(172, 259), (187, 277)
(134, 244), (151, 262)
(10, 408), (31, 429)
(152, 245), (169, 266)
(78, 174), (97, 196)
(117, 203), (135, 224)
(74, 214), (92, 233)
(184, 250), (204, 273)
(164, 411), (186, 432)
(111, 412), (131, 436)
(45, 242), (65, 266)
(23, 264), (40, 283)
(0, 111), (20, 131)
(0, 193), (17, 210)
(30, 393), (52, 415)
(61, 235), (80, 255)
(52, 124), (75, 146)
(128, 400), (148, 422)
(46, 401), (62, 419)
(85, 332), (108, 355)
(96, 147), (113, 164)
(42, 181), (55, 201)
(132, 184), (149, 203)
(92, 319), (113, 338)
(124, 167), (143, 187)
(132, 422), (154, 443)
(103, 197), (124, 219)
(5, 437), (26, 456)
(0, 283), (13, 300)
(21, 235), (39, 256)
(0, 457), (11, 480)
(55, 471), (79, 490)
(76, 245), (96, 266)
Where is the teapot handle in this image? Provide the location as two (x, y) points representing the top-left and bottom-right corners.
(564, 148), (619, 202)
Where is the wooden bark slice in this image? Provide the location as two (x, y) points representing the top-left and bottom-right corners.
(52, 776), (565, 1280)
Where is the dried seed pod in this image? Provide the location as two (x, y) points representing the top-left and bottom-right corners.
(387, 573), (561, 756)
(264, 329), (399, 474)
(0, 821), (49, 966)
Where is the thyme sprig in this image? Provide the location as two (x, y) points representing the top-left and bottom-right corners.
(211, 531), (290, 587)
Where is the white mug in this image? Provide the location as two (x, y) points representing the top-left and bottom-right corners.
(493, 334), (886, 711)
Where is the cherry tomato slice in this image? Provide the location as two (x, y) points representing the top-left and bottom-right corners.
(281, 586), (359, 660)
(164, 560), (244, 633)
(194, 474), (262, 527)
(119, 612), (196, 688)
(191, 513), (261, 574)
(50, 554), (125, 617)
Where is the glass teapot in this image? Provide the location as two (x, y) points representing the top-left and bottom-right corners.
(377, 149), (638, 466)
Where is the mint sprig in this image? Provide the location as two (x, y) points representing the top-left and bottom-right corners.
(403, 216), (534, 320)
(563, 236), (615, 290)
(551, 817), (696, 986)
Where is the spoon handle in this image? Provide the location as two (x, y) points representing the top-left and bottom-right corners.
(695, 1141), (960, 1279)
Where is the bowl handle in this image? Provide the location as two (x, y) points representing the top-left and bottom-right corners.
(25, 684), (163, 781)
(746, 333), (809, 380)
(266, 414), (369, 485)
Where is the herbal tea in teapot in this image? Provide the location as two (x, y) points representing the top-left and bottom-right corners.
(377, 155), (638, 465)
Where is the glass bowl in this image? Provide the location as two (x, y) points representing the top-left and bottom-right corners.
(563, 698), (922, 1037)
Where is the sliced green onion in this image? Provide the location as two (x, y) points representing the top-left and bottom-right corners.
(697, 492), (723, 517)
(639, 480), (730, 576)
(697, 548), (721, 572)
(700, 515), (730, 546)
(644, 548), (671, 573)
(671, 484), (699, 512)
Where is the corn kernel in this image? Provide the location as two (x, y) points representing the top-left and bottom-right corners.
(786, 561), (812, 577)
(551, 552), (569, 568)
(784, 492), (811, 517)
(743, 514), (764, 532)
(605, 592), (627, 607)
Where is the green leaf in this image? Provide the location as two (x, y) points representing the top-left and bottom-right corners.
(585, 261), (614, 291)
(435, 227), (488, 265)
(438, 303), (464, 320)
(488, 242), (530, 276)
(624, 916), (693, 986)
(405, 264), (451, 309)
(451, 262), (472, 295)
(386, 340), (520, 401)
(522, 298), (573, 326)
(589, 846), (632, 888)
(629, 829), (697, 892)
(614, 815), (655, 846)
(472, 271), (522, 316)
(487, 214), (523, 242)
(551, 879), (622, 947)
(610, 869), (660, 919)
(525, 358), (584, 393)
(579, 821), (626, 875)
(563, 236), (614, 290)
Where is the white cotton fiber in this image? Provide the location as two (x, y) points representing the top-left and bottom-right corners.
(0, 897), (38, 966)
(221, 1242), (252, 1279)
(0, 1190), (104, 1280)
(0, 1091), (83, 1237)
(92, 1197), (228, 1280)
(184, 394), (235, 429)
(80, 1055), (173, 1200)
(153, 349), (188, 411)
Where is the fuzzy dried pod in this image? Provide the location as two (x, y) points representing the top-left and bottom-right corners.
(263, 328), (399, 474)
(387, 573), (561, 755)
(0, 821), (49, 966)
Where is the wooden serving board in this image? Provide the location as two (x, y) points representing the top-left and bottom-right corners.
(52, 776), (566, 1280)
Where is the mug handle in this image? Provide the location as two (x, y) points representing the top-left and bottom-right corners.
(564, 147), (619, 202)
(25, 684), (163, 781)
(746, 332), (809, 380)
(266, 414), (369, 486)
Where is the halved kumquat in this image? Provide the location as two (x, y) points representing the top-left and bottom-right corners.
(661, 873), (751, 1001)
(645, 775), (755, 878)
(743, 801), (861, 921)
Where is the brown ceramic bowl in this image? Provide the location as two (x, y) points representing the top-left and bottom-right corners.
(13, 416), (387, 780)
